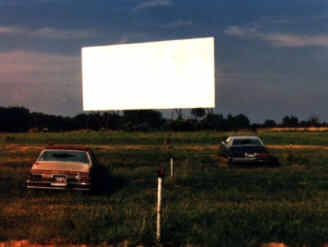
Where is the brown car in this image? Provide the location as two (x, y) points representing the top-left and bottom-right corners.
(26, 145), (98, 191)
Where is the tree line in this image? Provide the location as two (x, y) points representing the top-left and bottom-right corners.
(0, 106), (326, 132)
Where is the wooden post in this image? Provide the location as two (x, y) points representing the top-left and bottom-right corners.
(170, 157), (174, 177)
(156, 168), (165, 242)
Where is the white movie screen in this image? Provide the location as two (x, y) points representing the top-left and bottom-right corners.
(81, 37), (215, 111)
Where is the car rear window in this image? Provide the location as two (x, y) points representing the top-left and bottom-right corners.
(38, 150), (90, 163)
(230, 146), (266, 153)
(232, 139), (262, 146)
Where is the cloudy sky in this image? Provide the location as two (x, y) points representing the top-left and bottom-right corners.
(0, 0), (327, 122)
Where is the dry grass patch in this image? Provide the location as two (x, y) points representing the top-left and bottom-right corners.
(174, 144), (218, 151)
(92, 145), (154, 151)
(0, 157), (34, 163)
(267, 145), (328, 150)
(259, 127), (328, 132)
(1, 144), (43, 153)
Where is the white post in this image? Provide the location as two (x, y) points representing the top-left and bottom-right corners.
(156, 176), (163, 242)
(170, 157), (174, 177)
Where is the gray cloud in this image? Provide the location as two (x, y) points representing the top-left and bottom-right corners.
(0, 0), (65, 7)
(263, 33), (328, 47)
(160, 20), (193, 29)
(134, 0), (173, 11)
(0, 25), (97, 40)
(0, 50), (81, 115)
(224, 25), (328, 47)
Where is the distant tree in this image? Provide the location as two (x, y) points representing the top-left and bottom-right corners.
(141, 110), (164, 129)
(85, 112), (122, 130)
(225, 114), (250, 130)
(174, 109), (183, 120)
(190, 108), (206, 120)
(206, 108), (214, 114)
(200, 113), (225, 130)
(282, 115), (299, 127)
(307, 114), (320, 127)
(91, 113), (105, 130)
(263, 119), (277, 127)
(123, 110), (163, 130)
(30, 112), (77, 131)
(232, 114), (250, 129)
(102, 112), (123, 130)
(72, 113), (101, 130)
(73, 113), (90, 129)
(166, 119), (198, 131)
(0, 105), (292, 132)
(251, 123), (260, 132)
(0, 106), (30, 132)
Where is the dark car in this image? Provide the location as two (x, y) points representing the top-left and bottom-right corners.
(26, 145), (100, 191)
(220, 135), (279, 167)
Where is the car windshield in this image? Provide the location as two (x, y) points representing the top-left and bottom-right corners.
(38, 150), (89, 164)
(232, 138), (262, 146)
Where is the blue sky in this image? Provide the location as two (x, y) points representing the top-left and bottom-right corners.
(0, 0), (327, 122)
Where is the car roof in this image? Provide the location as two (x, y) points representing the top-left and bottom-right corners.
(228, 135), (261, 140)
(44, 145), (91, 152)
(225, 135), (264, 146)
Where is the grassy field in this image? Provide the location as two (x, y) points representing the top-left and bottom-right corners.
(1, 130), (328, 246)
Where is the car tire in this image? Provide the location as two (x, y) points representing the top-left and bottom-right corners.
(228, 158), (234, 168)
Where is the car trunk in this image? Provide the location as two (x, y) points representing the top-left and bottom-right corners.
(230, 146), (267, 157)
(31, 161), (90, 174)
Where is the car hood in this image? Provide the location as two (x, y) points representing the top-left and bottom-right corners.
(31, 161), (90, 174)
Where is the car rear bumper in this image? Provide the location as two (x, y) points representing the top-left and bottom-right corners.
(26, 179), (91, 191)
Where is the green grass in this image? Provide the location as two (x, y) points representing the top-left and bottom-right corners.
(1, 130), (328, 246)
(1, 129), (328, 145)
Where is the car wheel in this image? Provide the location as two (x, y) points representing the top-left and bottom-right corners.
(228, 158), (234, 168)
(272, 159), (279, 167)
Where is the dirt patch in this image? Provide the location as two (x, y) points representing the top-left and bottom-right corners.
(216, 156), (228, 167)
(259, 127), (328, 132)
(0, 157), (34, 163)
(95, 144), (328, 151)
(1, 144), (43, 153)
(93, 144), (154, 151)
(261, 243), (288, 247)
(0, 240), (89, 247)
(174, 145), (218, 151)
(0, 240), (142, 247)
(289, 164), (306, 170)
(2, 204), (28, 215)
(267, 144), (328, 150)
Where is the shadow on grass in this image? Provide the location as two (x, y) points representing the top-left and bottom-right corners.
(228, 161), (280, 169)
(91, 164), (128, 196)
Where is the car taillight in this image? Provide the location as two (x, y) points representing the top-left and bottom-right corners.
(78, 173), (90, 183)
(80, 176), (89, 183)
(256, 152), (268, 158)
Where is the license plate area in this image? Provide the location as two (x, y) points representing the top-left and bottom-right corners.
(51, 175), (67, 187)
(245, 152), (256, 158)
